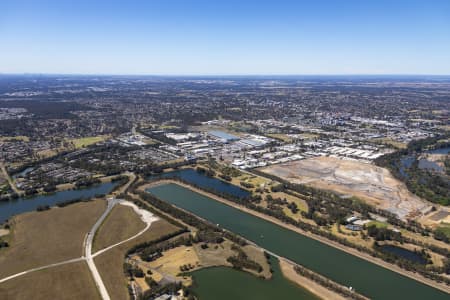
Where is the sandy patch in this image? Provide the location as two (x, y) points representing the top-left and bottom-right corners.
(279, 259), (348, 300)
(119, 200), (159, 226)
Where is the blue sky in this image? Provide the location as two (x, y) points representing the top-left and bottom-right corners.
(1, 0), (449, 75)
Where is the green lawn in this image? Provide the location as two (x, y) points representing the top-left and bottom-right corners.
(70, 135), (109, 148)
(0, 136), (29, 142)
(435, 224), (450, 239)
(367, 221), (388, 228)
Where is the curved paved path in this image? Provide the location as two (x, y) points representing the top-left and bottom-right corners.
(0, 198), (158, 300)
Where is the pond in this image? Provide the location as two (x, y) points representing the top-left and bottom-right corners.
(428, 147), (450, 155)
(418, 159), (444, 173)
(379, 245), (428, 265)
(399, 156), (415, 178)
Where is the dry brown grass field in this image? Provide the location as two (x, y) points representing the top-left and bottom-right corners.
(192, 240), (272, 279)
(94, 219), (180, 300)
(145, 245), (199, 286)
(0, 200), (106, 278)
(0, 261), (100, 300)
(93, 204), (146, 252)
(135, 239), (272, 292)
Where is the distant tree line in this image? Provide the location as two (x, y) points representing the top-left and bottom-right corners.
(375, 133), (450, 206)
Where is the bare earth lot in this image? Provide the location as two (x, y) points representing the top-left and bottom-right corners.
(0, 262), (100, 300)
(259, 156), (432, 219)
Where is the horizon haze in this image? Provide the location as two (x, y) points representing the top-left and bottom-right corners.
(1, 0), (450, 75)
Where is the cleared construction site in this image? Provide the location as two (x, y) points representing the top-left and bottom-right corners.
(259, 156), (433, 220)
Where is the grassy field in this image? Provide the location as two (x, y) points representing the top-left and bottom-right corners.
(193, 240), (235, 269)
(329, 224), (371, 249)
(94, 219), (180, 300)
(0, 262), (100, 300)
(193, 240), (272, 279)
(36, 149), (59, 159)
(138, 239), (272, 291)
(372, 137), (407, 149)
(145, 245), (199, 286)
(70, 135), (110, 149)
(435, 224), (450, 239)
(230, 172), (272, 190)
(93, 204), (146, 252)
(241, 244), (272, 278)
(265, 133), (294, 143)
(271, 191), (308, 211)
(367, 220), (389, 228)
(265, 133), (319, 142)
(0, 136), (29, 142)
(0, 200), (106, 278)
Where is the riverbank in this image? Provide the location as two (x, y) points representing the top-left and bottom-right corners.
(143, 179), (450, 295)
(1, 173), (125, 201)
(0, 180), (119, 224)
(142, 182), (366, 300)
(279, 259), (347, 300)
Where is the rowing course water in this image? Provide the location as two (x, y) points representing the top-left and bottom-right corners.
(147, 183), (449, 300)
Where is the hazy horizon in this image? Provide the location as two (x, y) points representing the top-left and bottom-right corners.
(1, 0), (450, 75)
(2, 73), (450, 78)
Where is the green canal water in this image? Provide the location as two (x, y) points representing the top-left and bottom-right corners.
(190, 257), (319, 300)
(148, 183), (449, 300)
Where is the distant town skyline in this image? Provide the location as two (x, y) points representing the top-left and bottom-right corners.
(1, 0), (450, 75)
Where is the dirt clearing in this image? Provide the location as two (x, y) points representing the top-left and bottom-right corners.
(259, 156), (432, 220)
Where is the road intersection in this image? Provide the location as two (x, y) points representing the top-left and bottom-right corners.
(0, 197), (158, 300)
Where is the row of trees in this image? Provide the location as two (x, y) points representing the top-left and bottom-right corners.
(130, 188), (248, 247)
(293, 264), (369, 300)
(158, 174), (450, 285)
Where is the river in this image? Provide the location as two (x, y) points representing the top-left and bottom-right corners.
(147, 183), (449, 300)
(0, 181), (117, 223)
